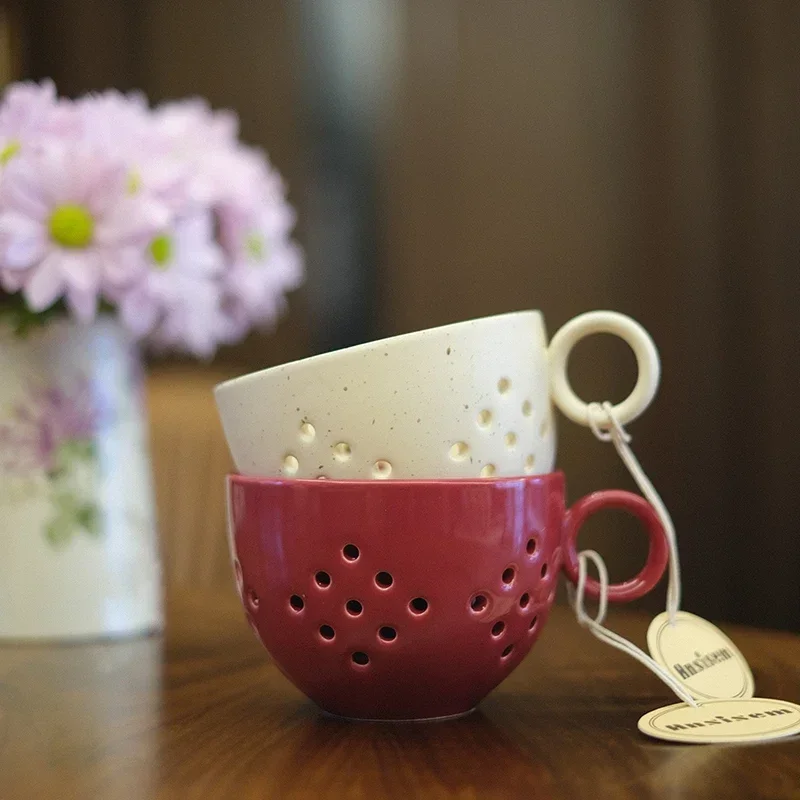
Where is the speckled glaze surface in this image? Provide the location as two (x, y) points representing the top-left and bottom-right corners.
(227, 472), (668, 720)
(216, 311), (555, 479)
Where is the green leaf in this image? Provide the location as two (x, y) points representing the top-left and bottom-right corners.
(0, 295), (67, 337)
(0, 294), (117, 337)
(52, 491), (78, 515)
(76, 504), (101, 536)
(44, 517), (74, 547)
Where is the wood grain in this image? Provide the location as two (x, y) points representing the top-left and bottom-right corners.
(146, 367), (237, 591)
(0, 590), (797, 800)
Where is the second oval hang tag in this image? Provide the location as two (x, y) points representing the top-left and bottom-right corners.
(647, 610), (754, 701)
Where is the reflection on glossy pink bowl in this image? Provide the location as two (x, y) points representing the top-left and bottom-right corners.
(227, 472), (667, 721)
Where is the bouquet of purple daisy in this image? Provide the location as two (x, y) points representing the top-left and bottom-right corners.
(0, 81), (303, 356)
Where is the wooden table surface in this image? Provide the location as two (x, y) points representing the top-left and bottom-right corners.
(1, 590), (798, 800)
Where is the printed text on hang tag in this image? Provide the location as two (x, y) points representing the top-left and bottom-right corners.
(638, 698), (800, 744)
(647, 611), (754, 701)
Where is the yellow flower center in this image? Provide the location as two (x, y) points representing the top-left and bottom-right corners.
(127, 169), (142, 194)
(149, 234), (173, 269)
(0, 139), (21, 164)
(246, 232), (267, 262)
(48, 205), (95, 249)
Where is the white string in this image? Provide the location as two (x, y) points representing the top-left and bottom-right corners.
(586, 401), (681, 622)
(564, 400), (692, 704)
(568, 550), (698, 707)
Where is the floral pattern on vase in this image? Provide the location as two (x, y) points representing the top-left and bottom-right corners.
(0, 378), (114, 547)
(0, 317), (162, 639)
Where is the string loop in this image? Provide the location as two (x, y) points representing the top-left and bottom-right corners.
(586, 401), (681, 621)
(569, 550), (697, 707)
(567, 400), (694, 706)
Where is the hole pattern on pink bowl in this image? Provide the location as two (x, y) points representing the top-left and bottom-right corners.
(352, 651), (370, 667)
(375, 571), (393, 589)
(409, 597), (429, 615)
(315, 571), (331, 587)
(319, 624), (335, 640)
(250, 531), (559, 711)
(343, 544), (360, 561)
(346, 599), (364, 616)
(378, 626), (397, 642)
(470, 594), (488, 613)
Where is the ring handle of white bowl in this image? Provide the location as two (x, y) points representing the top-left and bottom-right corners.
(548, 311), (660, 427)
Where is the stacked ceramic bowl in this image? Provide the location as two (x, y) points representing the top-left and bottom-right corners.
(215, 310), (669, 720)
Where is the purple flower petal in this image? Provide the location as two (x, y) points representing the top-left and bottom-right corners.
(84, 159), (127, 216)
(59, 249), (100, 292)
(120, 285), (159, 336)
(22, 250), (65, 310)
(65, 284), (98, 322)
(0, 267), (28, 291)
(1, 160), (50, 220)
(95, 197), (169, 247)
(0, 211), (46, 268)
(99, 246), (146, 287)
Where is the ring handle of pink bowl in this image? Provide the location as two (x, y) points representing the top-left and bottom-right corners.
(562, 490), (669, 602)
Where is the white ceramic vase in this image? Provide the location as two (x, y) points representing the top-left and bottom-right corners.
(0, 316), (163, 639)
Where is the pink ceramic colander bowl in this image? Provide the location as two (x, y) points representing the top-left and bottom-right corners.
(227, 472), (668, 721)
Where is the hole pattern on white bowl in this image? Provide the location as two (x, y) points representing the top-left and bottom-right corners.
(524, 455), (536, 474)
(275, 387), (554, 480)
(299, 422), (316, 443)
(372, 460), (393, 479)
(333, 442), (352, 462)
(477, 409), (493, 429)
(449, 442), (470, 461)
(282, 454), (299, 475)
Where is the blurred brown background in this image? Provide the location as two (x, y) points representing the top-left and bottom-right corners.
(8, 0), (799, 630)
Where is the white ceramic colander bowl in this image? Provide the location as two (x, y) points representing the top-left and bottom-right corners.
(214, 310), (659, 480)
